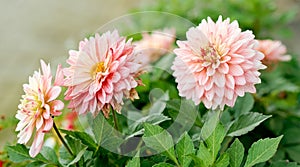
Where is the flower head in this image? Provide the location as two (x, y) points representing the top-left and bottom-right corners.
(172, 16), (266, 110)
(64, 30), (142, 117)
(256, 39), (291, 66)
(15, 60), (64, 157)
(134, 28), (176, 66)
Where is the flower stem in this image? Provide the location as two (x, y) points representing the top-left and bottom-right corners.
(53, 121), (74, 156)
(112, 110), (119, 131)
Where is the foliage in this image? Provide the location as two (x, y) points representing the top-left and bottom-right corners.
(2, 0), (300, 166)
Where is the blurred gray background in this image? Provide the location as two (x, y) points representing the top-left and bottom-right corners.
(0, 0), (299, 149)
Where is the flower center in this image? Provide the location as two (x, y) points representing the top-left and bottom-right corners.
(91, 62), (106, 79)
(201, 45), (221, 68)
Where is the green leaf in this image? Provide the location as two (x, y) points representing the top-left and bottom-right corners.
(270, 160), (300, 167)
(59, 129), (97, 151)
(189, 153), (205, 167)
(197, 141), (214, 166)
(126, 151), (140, 167)
(176, 132), (194, 167)
(40, 146), (59, 165)
(233, 93), (254, 118)
(26, 161), (45, 167)
(244, 135), (283, 167)
(91, 113), (123, 151)
(59, 145), (73, 166)
(142, 123), (178, 165)
(91, 112), (114, 144)
(128, 114), (171, 134)
(152, 162), (175, 167)
(7, 144), (47, 163)
(226, 138), (244, 167)
(148, 88), (169, 115)
(65, 135), (85, 154)
(201, 110), (220, 140)
(206, 123), (226, 160)
(215, 153), (229, 167)
(227, 112), (271, 137)
(59, 135), (86, 166)
(126, 157), (140, 167)
(67, 146), (88, 167)
(285, 145), (300, 163)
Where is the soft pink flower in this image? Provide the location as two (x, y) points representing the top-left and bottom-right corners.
(134, 28), (176, 66)
(15, 60), (64, 157)
(61, 111), (78, 130)
(172, 16), (266, 110)
(64, 30), (142, 117)
(256, 39), (291, 66)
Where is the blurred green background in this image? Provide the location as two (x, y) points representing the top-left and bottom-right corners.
(0, 0), (299, 150)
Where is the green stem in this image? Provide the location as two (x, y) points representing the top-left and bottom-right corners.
(53, 121), (74, 156)
(112, 110), (119, 131)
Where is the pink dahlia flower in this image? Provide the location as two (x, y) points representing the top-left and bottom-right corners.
(256, 39), (291, 66)
(64, 30), (142, 117)
(16, 60), (64, 157)
(134, 28), (176, 66)
(172, 16), (266, 110)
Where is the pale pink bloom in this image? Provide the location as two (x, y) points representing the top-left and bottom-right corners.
(61, 111), (78, 130)
(134, 28), (176, 66)
(172, 16), (266, 110)
(256, 39), (291, 66)
(64, 30), (142, 118)
(15, 60), (64, 157)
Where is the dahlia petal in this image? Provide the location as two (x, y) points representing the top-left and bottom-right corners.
(47, 86), (61, 102)
(207, 67), (215, 76)
(186, 27), (209, 54)
(36, 115), (43, 130)
(43, 119), (53, 132)
(225, 88), (234, 100)
(235, 76), (246, 85)
(229, 64), (244, 76)
(235, 86), (245, 96)
(40, 60), (51, 78)
(29, 131), (45, 157)
(54, 64), (64, 86)
(217, 63), (229, 74)
(213, 72), (225, 87)
(226, 75), (235, 89)
(199, 71), (209, 85)
(204, 78), (214, 91)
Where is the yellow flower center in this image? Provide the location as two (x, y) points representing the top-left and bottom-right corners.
(91, 62), (106, 79)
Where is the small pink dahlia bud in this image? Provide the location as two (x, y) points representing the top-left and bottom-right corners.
(134, 28), (176, 66)
(256, 39), (291, 66)
(171, 16), (266, 110)
(16, 60), (64, 157)
(64, 30), (142, 117)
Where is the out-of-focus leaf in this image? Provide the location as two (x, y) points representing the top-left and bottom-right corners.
(152, 162), (175, 167)
(285, 145), (300, 163)
(201, 110), (220, 140)
(227, 112), (271, 137)
(270, 160), (300, 167)
(232, 93), (254, 118)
